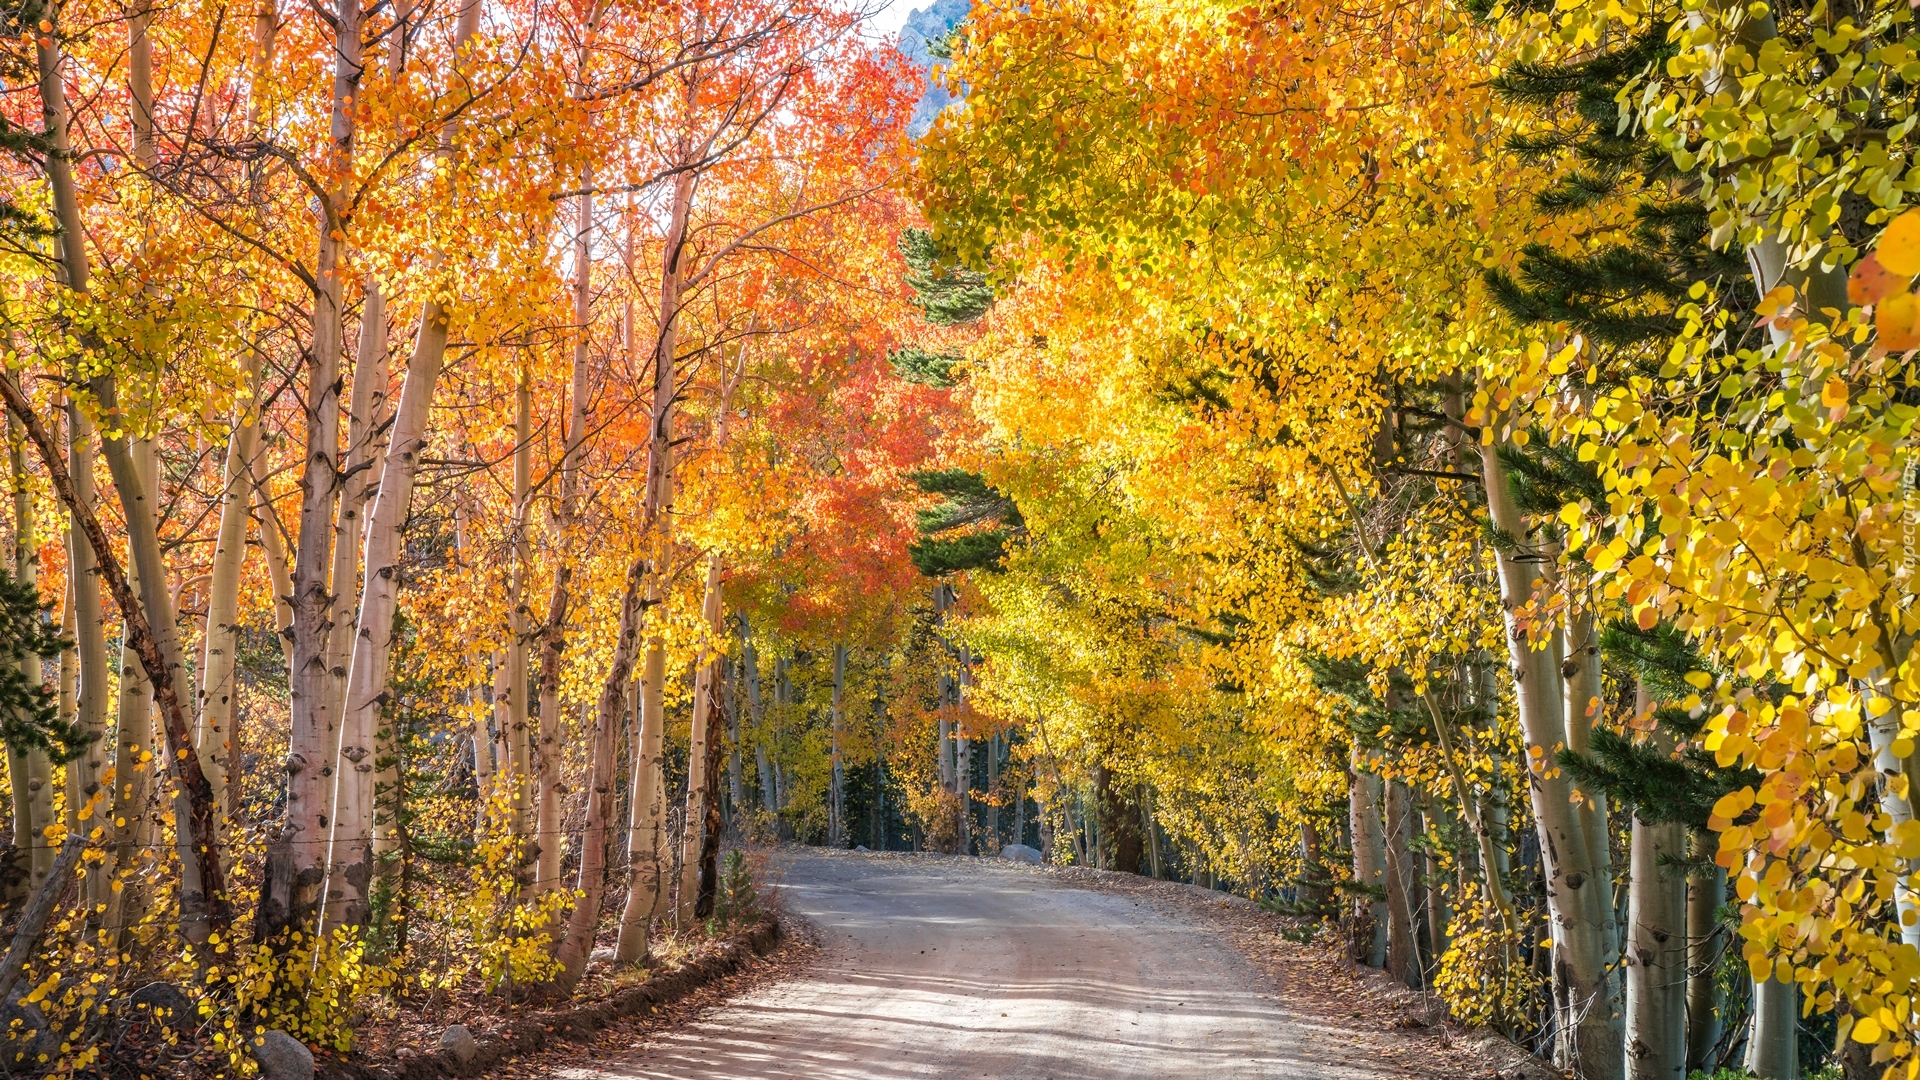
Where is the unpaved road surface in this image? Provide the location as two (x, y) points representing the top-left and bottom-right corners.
(551, 850), (1399, 1079)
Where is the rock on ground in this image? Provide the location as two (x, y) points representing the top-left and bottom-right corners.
(999, 843), (1043, 865)
(250, 1029), (314, 1080)
(439, 1023), (479, 1065)
(128, 981), (196, 1028)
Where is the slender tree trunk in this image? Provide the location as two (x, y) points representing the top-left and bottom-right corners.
(613, 637), (667, 963)
(829, 644), (845, 848)
(1626, 821), (1688, 1077)
(196, 357), (261, 867)
(988, 734), (1002, 850)
(266, 0), (362, 944)
(507, 376), (533, 849)
(531, 576), (570, 908)
(56, 578), (74, 836)
(1866, 702), (1920, 949)
(1351, 745), (1389, 969)
(100, 447), (155, 940)
(1300, 818), (1330, 911)
(317, 279), (391, 930)
(694, 664), (726, 919)
(66, 404), (108, 912)
(1744, 975), (1798, 1080)
(1423, 802), (1450, 963)
(745, 627), (772, 816)
(677, 558), (723, 927)
(1478, 440), (1623, 1080)
(1623, 682), (1687, 1080)
(554, 558), (647, 989)
(1384, 780), (1421, 989)
(250, 460), (295, 664)
(1686, 833), (1726, 1074)
(94, 413), (216, 942)
(1563, 607), (1616, 950)
(726, 636), (742, 825)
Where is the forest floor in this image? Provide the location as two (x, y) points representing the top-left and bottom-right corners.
(525, 847), (1559, 1080)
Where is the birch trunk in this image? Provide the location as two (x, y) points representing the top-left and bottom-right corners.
(250, 460), (295, 663)
(316, 282), (389, 929)
(613, 637), (667, 963)
(1384, 780), (1421, 989)
(989, 734), (1002, 851)
(1685, 833), (1726, 1074)
(829, 644), (846, 848)
(56, 579), (74, 838)
(1622, 683), (1687, 1080)
(727, 630), (742, 822)
(336, 0), (483, 923)
(1866, 701), (1920, 948)
(65, 404), (108, 910)
(694, 661), (726, 919)
(1422, 800), (1450, 963)
(196, 356), (261, 861)
(269, 0), (362, 942)
(745, 624), (771, 815)
(1564, 607), (1617, 954)
(95, 413), (213, 942)
(1744, 975), (1798, 1080)
(1478, 439), (1623, 1080)
(1350, 745), (1389, 969)
(507, 377), (533, 847)
(554, 557), (647, 989)
(676, 557), (723, 927)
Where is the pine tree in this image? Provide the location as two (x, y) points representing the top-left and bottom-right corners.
(899, 227), (993, 326)
(907, 469), (1024, 575)
(0, 567), (83, 765)
(1474, 17), (1752, 352)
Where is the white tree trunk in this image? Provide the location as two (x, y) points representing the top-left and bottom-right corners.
(249, 458), (295, 664)
(554, 558), (647, 988)
(1383, 780), (1421, 989)
(1685, 833), (1726, 1073)
(1350, 744), (1389, 969)
(195, 356), (261, 863)
(1744, 975), (1798, 1080)
(614, 637), (668, 963)
(829, 644), (846, 848)
(677, 557), (723, 927)
(273, 0), (362, 941)
(1624, 682), (1686, 1080)
(1478, 440), (1623, 1080)
(65, 404), (109, 913)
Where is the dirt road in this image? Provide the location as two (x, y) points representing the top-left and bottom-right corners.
(551, 850), (1403, 1079)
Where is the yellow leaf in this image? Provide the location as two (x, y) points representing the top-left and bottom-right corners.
(1820, 378), (1849, 409)
(1854, 1015), (1884, 1044)
(1880, 208), (1920, 276)
(1878, 291), (1920, 351)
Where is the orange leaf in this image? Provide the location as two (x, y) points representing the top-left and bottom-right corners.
(1876, 291), (1920, 351)
(1849, 253), (1907, 305)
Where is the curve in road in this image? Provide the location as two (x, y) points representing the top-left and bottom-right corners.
(555, 850), (1395, 1080)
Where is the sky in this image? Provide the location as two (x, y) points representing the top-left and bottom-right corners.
(864, 0), (918, 38)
